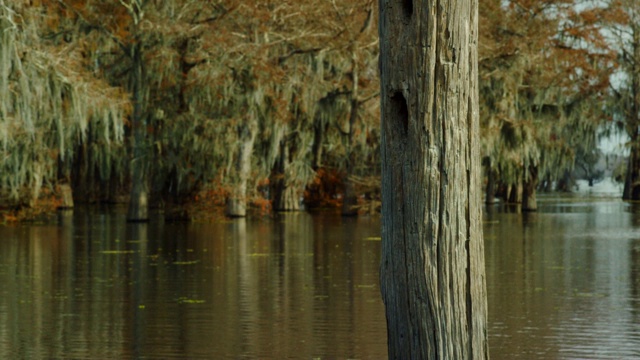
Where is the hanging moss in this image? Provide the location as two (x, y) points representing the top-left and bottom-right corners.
(0, 3), (127, 206)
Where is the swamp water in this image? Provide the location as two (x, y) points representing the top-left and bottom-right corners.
(0, 198), (639, 359)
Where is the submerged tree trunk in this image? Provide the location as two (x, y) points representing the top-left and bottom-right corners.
(379, 0), (488, 358)
(226, 118), (258, 217)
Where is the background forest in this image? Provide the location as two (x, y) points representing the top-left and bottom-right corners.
(0, 0), (638, 221)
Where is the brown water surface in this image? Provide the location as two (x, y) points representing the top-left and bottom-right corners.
(0, 209), (385, 359)
(0, 198), (639, 359)
(485, 197), (640, 359)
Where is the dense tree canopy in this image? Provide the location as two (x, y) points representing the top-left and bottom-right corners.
(0, 0), (636, 219)
(479, 0), (619, 208)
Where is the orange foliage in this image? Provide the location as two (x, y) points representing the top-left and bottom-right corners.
(304, 168), (345, 209)
(250, 197), (272, 217)
(0, 187), (65, 222)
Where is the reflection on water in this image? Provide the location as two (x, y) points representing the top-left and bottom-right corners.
(485, 198), (640, 359)
(0, 209), (386, 359)
(1, 199), (640, 358)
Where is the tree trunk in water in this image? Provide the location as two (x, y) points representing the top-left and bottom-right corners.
(58, 184), (74, 209)
(485, 161), (495, 204)
(523, 166), (538, 211)
(341, 179), (358, 216)
(57, 155), (74, 209)
(623, 142), (640, 200)
(342, 58), (360, 217)
(127, 43), (150, 222)
(508, 180), (522, 204)
(272, 138), (300, 212)
(226, 118), (258, 217)
(379, 0), (488, 358)
(624, 20), (640, 200)
(501, 184), (511, 203)
(341, 100), (360, 217)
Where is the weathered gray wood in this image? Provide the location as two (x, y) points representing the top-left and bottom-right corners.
(379, 0), (489, 358)
(272, 139), (301, 212)
(226, 118), (258, 217)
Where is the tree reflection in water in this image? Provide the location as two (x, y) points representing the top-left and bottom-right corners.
(1, 200), (639, 358)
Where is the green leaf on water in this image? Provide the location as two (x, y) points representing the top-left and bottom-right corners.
(177, 297), (205, 304)
(101, 250), (136, 254)
(173, 260), (200, 265)
(357, 284), (376, 288)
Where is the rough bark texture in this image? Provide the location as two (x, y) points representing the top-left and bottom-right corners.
(379, 0), (489, 358)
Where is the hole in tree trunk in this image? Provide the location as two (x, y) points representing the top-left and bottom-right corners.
(401, 0), (413, 20)
(390, 91), (408, 137)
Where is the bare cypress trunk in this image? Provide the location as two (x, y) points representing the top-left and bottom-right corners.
(623, 141), (640, 199)
(379, 0), (488, 358)
(57, 155), (74, 209)
(272, 138), (301, 212)
(522, 166), (538, 211)
(342, 99), (360, 216)
(485, 161), (495, 204)
(311, 114), (326, 170)
(127, 43), (149, 222)
(508, 179), (522, 204)
(500, 184), (511, 203)
(58, 184), (74, 209)
(624, 23), (640, 201)
(342, 58), (361, 217)
(226, 118), (258, 217)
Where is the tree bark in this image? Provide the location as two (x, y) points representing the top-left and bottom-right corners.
(484, 160), (495, 204)
(58, 184), (74, 209)
(342, 55), (361, 217)
(272, 137), (301, 212)
(624, 22), (640, 200)
(127, 43), (150, 222)
(522, 165), (538, 211)
(342, 99), (360, 216)
(379, 0), (488, 358)
(57, 154), (74, 209)
(226, 118), (258, 217)
(508, 180), (522, 204)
